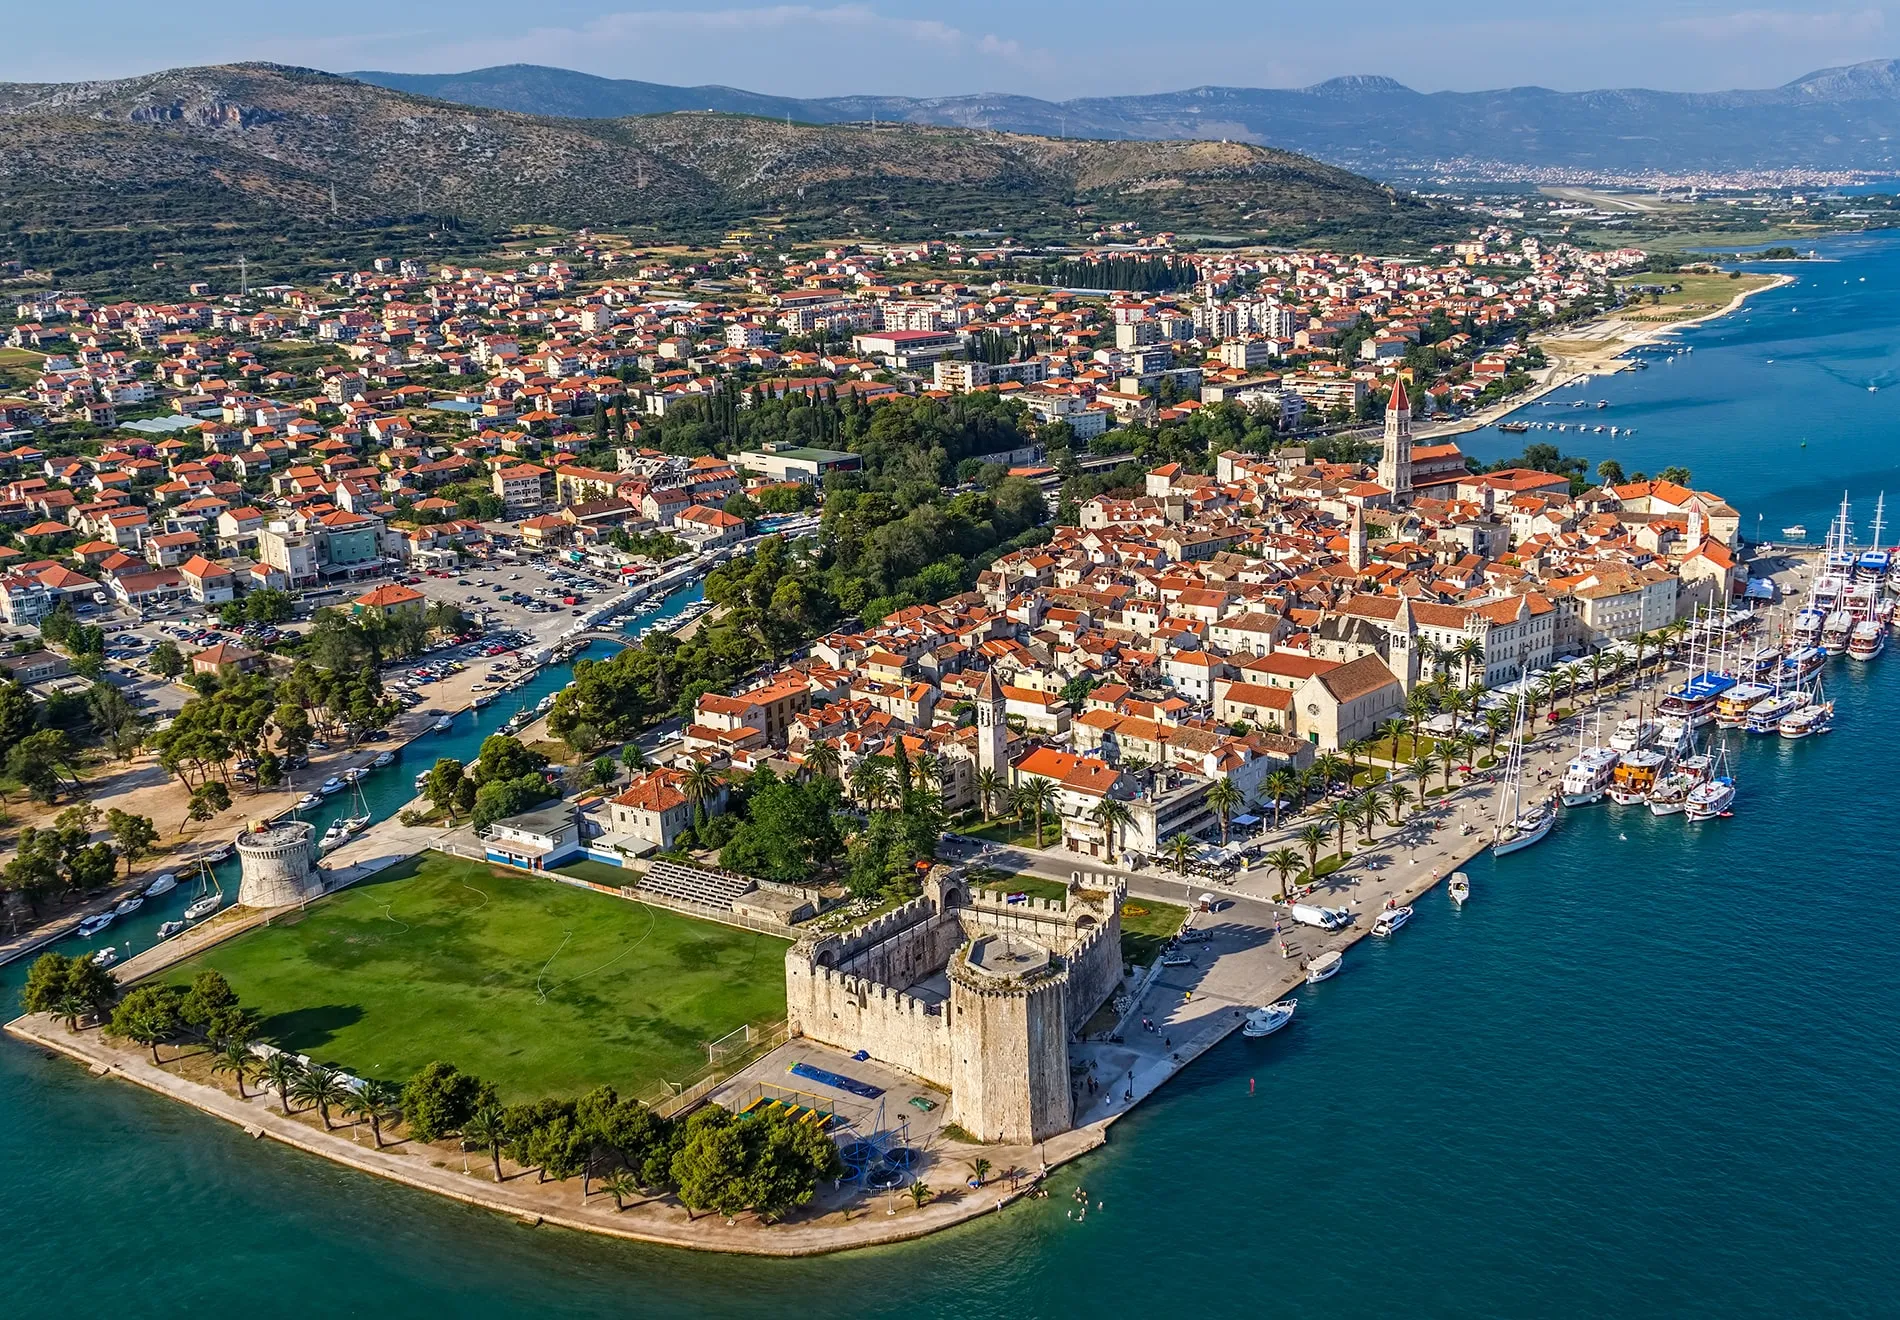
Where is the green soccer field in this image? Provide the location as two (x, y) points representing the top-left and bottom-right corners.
(160, 852), (791, 1101)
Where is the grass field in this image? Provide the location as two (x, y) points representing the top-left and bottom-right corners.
(1615, 271), (1776, 321)
(161, 852), (790, 1100)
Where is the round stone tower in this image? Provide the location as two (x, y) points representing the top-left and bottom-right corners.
(235, 819), (321, 908)
(946, 933), (1074, 1145)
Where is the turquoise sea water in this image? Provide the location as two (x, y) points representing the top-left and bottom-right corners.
(9, 242), (1900, 1317)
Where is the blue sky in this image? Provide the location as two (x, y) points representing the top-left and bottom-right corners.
(7, 1), (1897, 97)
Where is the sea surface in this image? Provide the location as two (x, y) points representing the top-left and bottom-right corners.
(9, 242), (1900, 1317)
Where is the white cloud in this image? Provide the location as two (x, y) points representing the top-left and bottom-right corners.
(1660, 6), (1886, 40)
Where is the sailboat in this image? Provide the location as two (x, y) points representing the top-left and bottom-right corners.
(1492, 679), (1556, 857)
(181, 857), (223, 922)
(320, 780), (373, 854)
(1683, 742), (1738, 821)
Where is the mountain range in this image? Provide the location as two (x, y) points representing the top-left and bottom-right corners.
(0, 63), (1443, 251)
(351, 60), (1900, 179)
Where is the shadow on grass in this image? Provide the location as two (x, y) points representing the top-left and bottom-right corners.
(257, 1003), (364, 1051)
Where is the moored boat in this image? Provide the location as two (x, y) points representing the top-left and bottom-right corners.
(1713, 683), (1771, 727)
(75, 913), (115, 938)
(319, 777), (344, 795)
(1746, 691), (1803, 732)
(296, 792), (323, 811)
(433, 715), (453, 732)
(1242, 1000), (1297, 1037)
(156, 920), (186, 941)
(1608, 750), (1665, 805)
(1448, 873), (1471, 905)
(1849, 618), (1886, 660)
(1779, 700), (1834, 738)
(1658, 672), (1736, 729)
(371, 751), (396, 768)
(1609, 717), (1658, 753)
(1305, 950), (1343, 984)
(1560, 746), (1619, 806)
(113, 895), (143, 917)
(141, 872), (177, 898)
(1685, 774), (1737, 821)
(1372, 905), (1413, 936)
(90, 947), (119, 969)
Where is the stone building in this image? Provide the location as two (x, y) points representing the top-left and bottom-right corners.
(785, 865), (1123, 1145)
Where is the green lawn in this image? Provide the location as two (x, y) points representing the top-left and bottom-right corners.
(1118, 898), (1188, 965)
(161, 852), (790, 1101)
(967, 817), (1061, 849)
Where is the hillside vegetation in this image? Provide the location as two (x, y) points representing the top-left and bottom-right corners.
(0, 63), (1451, 285)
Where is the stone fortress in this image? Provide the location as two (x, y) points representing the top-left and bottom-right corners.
(785, 864), (1124, 1144)
(234, 819), (321, 907)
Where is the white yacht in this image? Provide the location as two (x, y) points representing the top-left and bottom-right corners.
(1648, 753), (1714, 816)
(1609, 717), (1658, 753)
(113, 895), (143, 917)
(1305, 950), (1343, 984)
(142, 873), (177, 898)
(1653, 715), (1694, 756)
(433, 715), (454, 732)
(1684, 747), (1736, 821)
(1779, 698), (1834, 738)
(1448, 873), (1470, 905)
(90, 947), (120, 969)
(371, 751), (396, 768)
(319, 777), (344, 795)
(1849, 618), (1886, 660)
(1746, 691), (1803, 733)
(296, 792), (323, 811)
(1493, 683), (1556, 858)
(75, 913), (115, 938)
(1560, 746), (1619, 807)
(1372, 905), (1413, 936)
(1242, 1000), (1297, 1038)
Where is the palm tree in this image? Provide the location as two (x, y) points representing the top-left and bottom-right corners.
(1089, 797), (1133, 863)
(1484, 708), (1510, 760)
(1587, 651), (1607, 701)
(1378, 716), (1407, 770)
(1296, 823), (1328, 879)
(801, 740), (840, 783)
(849, 759), (892, 810)
(1322, 799), (1355, 858)
(681, 760), (722, 835)
(358, 1080), (401, 1148)
(600, 1168), (639, 1211)
(1262, 769), (1295, 828)
(1024, 777), (1058, 849)
(1456, 635), (1485, 687)
(211, 1042), (259, 1099)
(1263, 847), (1303, 900)
(1313, 753), (1346, 796)
(56, 991), (90, 1034)
(1205, 777), (1243, 844)
(1406, 751), (1436, 787)
(1418, 638), (1445, 683)
(290, 1062), (351, 1130)
(907, 1180), (933, 1210)
(256, 1051), (303, 1116)
(1352, 792), (1382, 843)
(912, 752), (942, 795)
(1405, 689), (1432, 747)
(1341, 738), (1369, 785)
(975, 767), (1004, 819)
(1385, 782), (1416, 820)
(463, 1104), (508, 1182)
(1165, 832), (1196, 875)
(967, 1157), (993, 1187)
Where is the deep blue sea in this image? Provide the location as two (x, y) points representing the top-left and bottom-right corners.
(8, 240), (1900, 1318)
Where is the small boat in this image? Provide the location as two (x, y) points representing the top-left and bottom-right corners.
(90, 947), (119, 969)
(296, 793), (323, 811)
(472, 694), (492, 708)
(414, 769), (432, 790)
(344, 814), (371, 838)
(1371, 905), (1413, 936)
(1849, 618), (1886, 660)
(1305, 950), (1343, 984)
(341, 767), (366, 785)
(1779, 700), (1834, 738)
(1685, 774), (1737, 821)
(75, 913), (115, 938)
(142, 872), (178, 898)
(1242, 1000), (1297, 1038)
(319, 820), (351, 853)
(1559, 746), (1619, 806)
(319, 777), (344, 795)
(113, 895), (144, 917)
(201, 843), (233, 864)
(1782, 525), (1807, 539)
(433, 715), (453, 732)
(371, 751), (396, 768)
(156, 920), (187, 941)
(1608, 717), (1658, 753)
(1746, 692), (1803, 733)
(1448, 873), (1470, 905)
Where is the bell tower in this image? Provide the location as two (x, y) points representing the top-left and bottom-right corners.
(1379, 376), (1413, 507)
(974, 669), (1008, 780)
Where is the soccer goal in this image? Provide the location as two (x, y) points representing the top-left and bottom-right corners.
(706, 1023), (754, 1066)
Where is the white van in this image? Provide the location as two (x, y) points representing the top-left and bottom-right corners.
(1289, 904), (1350, 931)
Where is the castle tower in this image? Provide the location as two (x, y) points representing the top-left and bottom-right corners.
(1391, 593), (1419, 693)
(946, 934), (1074, 1144)
(974, 669), (1007, 781)
(1379, 376), (1413, 507)
(235, 819), (321, 907)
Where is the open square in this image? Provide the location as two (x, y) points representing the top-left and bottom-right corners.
(162, 852), (791, 1100)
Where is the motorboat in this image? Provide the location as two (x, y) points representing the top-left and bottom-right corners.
(1609, 750), (1665, 805)
(1781, 525), (1808, 540)
(433, 715), (453, 732)
(371, 751), (396, 768)
(319, 777), (345, 795)
(142, 872), (178, 898)
(1608, 718), (1658, 753)
(414, 769), (432, 791)
(183, 894), (221, 921)
(1849, 618), (1886, 660)
(1448, 873), (1470, 905)
(1653, 715), (1694, 756)
(1372, 905), (1413, 936)
(113, 895), (144, 917)
(472, 694), (493, 708)
(1779, 700), (1834, 738)
(1746, 691), (1803, 732)
(1242, 1000), (1297, 1038)
(295, 792), (324, 811)
(201, 843), (233, 864)
(1713, 683), (1771, 727)
(1305, 950), (1343, 984)
(156, 920), (186, 941)
(1560, 746), (1619, 807)
(319, 819), (351, 853)
(1684, 774), (1737, 821)
(75, 913), (115, 938)
(341, 767), (367, 785)
(90, 947), (120, 969)
(1648, 754), (1714, 816)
